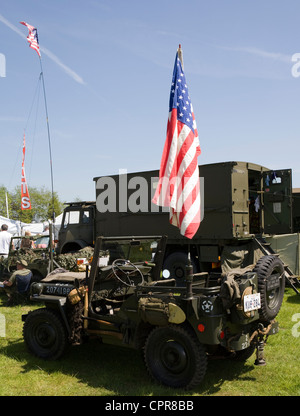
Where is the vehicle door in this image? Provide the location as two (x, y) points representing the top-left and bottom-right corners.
(262, 169), (293, 235)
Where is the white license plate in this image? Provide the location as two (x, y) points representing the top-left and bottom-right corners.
(244, 293), (261, 313)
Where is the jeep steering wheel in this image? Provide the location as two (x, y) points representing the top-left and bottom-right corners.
(112, 259), (145, 287)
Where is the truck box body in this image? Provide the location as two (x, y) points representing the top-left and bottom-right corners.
(56, 161), (298, 282)
(57, 160), (293, 270)
(93, 161), (293, 242)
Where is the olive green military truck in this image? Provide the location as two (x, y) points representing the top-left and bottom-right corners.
(56, 161), (300, 292)
(22, 235), (284, 389)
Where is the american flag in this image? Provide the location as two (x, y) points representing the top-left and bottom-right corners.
(20, 21), (41, 57)
(152, 46), (201, 239)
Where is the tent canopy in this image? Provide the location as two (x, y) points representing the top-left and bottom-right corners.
(0, 213), (62, 238)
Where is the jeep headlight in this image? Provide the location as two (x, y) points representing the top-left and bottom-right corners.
(30, 282), (43, 296)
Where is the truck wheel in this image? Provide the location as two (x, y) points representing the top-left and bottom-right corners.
(144, 325), (207, 389)
(253, 255), (285, 322)
(163, 252), (197, 285)
(23, 308), (68, 360)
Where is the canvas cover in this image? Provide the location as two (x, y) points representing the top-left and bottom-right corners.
(265, 233), (300, 276)
(221, 243), (264, 274)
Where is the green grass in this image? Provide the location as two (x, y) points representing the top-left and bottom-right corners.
(0, 288), (299, 396)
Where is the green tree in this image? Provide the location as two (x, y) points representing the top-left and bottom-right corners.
(1, 186), (63, 223)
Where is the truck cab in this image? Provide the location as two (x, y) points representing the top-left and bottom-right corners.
(57, 202), (95, 254)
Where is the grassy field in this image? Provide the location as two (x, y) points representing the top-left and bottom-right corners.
(0, 287), (299, 397)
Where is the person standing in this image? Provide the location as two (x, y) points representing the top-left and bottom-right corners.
(0, 224), (12, 258)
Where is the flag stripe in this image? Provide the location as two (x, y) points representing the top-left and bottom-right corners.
(20, 21), (41, 57)
(152, 49), (201, 239)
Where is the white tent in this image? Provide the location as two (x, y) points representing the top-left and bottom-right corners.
(0, 213), (63, 238)
(0, 215), (23, 235)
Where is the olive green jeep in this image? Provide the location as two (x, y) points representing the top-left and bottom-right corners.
(22, 235), (284, 389)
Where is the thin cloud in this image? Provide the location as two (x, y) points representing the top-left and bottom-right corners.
(220, 45), (291, 64)
(0, 13), (85, 85)
(40, 46), (85, 84)
(0, 116), (26, 122)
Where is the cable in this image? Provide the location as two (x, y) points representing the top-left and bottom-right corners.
(8, 75), (42, 191)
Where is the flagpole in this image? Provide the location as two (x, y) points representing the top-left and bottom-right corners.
(39, 56), (55, 223)
(20, 21), (55, 223)
(5, 193), (9, 219)
(177, 44), (184, 69)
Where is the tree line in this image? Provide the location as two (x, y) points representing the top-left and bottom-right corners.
(0, 185), (64, 223)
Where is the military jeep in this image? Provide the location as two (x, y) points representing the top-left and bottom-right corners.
(22, 235), (284, 389)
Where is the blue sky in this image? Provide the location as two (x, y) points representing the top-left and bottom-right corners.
(0, 0), (300, 205)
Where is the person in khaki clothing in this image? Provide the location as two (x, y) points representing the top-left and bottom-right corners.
(2, 259), (32, 305)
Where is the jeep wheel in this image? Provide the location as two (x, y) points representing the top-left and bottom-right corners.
(253, 255), (285, 322)
(144, 325), (207, 389)
(23, 308), (68, 360)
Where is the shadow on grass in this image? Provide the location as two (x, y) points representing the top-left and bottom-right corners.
(0, 334), (256, 396)
(285, 293), (300, 305)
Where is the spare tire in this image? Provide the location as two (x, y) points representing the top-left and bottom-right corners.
(163, 251), (198, 286)
(253, 255), (285, 322)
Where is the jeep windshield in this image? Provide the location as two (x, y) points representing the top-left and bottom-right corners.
(98, 236), (163, 265)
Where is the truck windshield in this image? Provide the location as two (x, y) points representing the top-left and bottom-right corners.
(63, 211), (80, 227)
